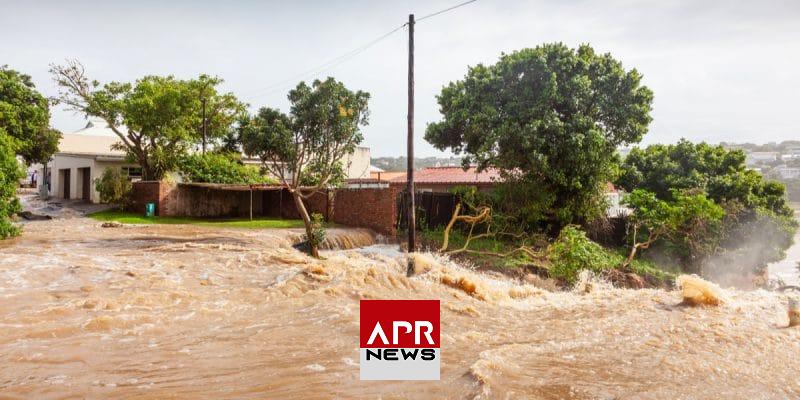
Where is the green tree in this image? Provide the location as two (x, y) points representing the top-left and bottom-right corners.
(177, 152), (273, 184)
(94, 167), (132, 209)
(425, 43), (653, 230)
(192, 75), (247, 153)
(0, 130), (23, 238)
(241, 78), (369, 257)
(0, 66), (53, 162)
(618, 140), (797, 273)
(622, 189), (724, 272)
(50, 60), (244, 180)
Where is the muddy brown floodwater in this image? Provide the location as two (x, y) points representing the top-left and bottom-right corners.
(2, 217), (800, 399)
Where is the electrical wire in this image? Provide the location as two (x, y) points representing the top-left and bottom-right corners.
(242, 23), (407, 99)
(243, 0), (479, 100)
(416, 0), (478, 22)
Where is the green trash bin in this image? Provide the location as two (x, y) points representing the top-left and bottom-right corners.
(145, 202), (156, 217)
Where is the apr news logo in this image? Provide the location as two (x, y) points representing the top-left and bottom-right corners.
(359, 299), (440, 380)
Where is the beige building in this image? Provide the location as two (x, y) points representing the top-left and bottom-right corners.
(41, 118), (139, 203)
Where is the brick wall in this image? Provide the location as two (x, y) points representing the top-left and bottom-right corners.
(129, 182), (398, 236)
(277, 188), (397, 236)
(328, 188), (397, 236)
(130, 181), (174, 215)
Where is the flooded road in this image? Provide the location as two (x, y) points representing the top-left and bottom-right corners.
(2, 217), (800, 399)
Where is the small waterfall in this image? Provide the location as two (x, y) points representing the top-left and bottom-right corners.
(318, 228), (379, 250)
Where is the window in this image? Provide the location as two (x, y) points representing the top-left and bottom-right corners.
(122, 167), (142, 178)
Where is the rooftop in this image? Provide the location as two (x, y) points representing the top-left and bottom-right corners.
(57, 117), (125, 157)
(389, 166), (502, 185)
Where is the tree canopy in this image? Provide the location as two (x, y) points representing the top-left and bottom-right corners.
(177, 153), (273, 184)
(50, 60), (245, 180)
(425, 43), (653, 229)
(0, 130), (23, 239)
(618, 140), (797, 275)
(240, 77), (369, 257)
(0, 66), (61, 164)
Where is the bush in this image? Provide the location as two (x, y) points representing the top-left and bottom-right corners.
(95, 168), (132, 209)
(178, 153), (273, 184)
(0, 130), (23, 239)
(304, 212), (327, 248)
(547, 225), (619, 284)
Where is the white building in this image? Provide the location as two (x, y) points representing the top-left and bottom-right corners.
(746, 152), (779, 165)
(774, 165), (800, 180)
(40, 118), (139, 203)
(342, 146), (371, 179)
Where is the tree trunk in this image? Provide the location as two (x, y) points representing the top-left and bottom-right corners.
(621, 244), (639, 270)
(292, 190), (319, 258)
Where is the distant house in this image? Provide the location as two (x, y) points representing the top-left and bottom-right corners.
(40, 118), (139, 203)
(389, 166), (502, 193)
(389, 166), (628, 216)
(243, 145), (372, 181)
(774, 165), (800, 180)
(746, 152), (779, 165)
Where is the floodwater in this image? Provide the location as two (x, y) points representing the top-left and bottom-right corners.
(768, 204), (800, 286)
(2, 216), (800, 399)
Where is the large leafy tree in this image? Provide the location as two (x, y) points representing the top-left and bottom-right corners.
(618, 140), (797, 275)
(0, 66), (62, 165)
(0, 66), (61, 237)
(0, 130), (23, 239)
(240, 78), (369, 257)
(426, 43), (653, 230)
(50, 60), (245, 180)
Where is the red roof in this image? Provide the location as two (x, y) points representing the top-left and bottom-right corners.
(389, 167), (502, 185)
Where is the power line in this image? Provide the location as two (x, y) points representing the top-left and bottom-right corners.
(243, 0), (479, 101)
(242, 23), (407, 100)
(417, 0), (478, 22)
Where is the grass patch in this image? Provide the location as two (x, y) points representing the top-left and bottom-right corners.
(88, 210), (305, 229)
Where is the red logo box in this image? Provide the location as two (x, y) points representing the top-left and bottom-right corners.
(359, 300), (440, 380)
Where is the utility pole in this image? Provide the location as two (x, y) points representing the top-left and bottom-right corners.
(201, 97), (208, 154)
(406, 13), (416, 253)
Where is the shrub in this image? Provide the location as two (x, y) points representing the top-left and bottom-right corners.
(178, 153), (273, 184)
(304, 212), (327, 249)
(95, 168), (132, 209)
(547, 225), (618, 284)
(0, 130), (23, 239)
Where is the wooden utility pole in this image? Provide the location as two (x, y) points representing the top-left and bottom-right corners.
(201, 97), (208, 154)
(406, 13), (416, 253)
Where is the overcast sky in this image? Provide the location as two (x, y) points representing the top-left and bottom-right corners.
(2, 0), (799, 157)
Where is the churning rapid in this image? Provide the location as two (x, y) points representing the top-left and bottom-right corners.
(2, 216), (800, 399)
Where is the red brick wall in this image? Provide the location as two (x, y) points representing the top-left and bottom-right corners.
(130, 182), (398, 236)
(328, 188), (397, 236)
(130, 181), (174, 215)
(278, 188), (397, 236)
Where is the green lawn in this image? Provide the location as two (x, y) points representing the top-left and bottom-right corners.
(88, 210), (305, 229)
